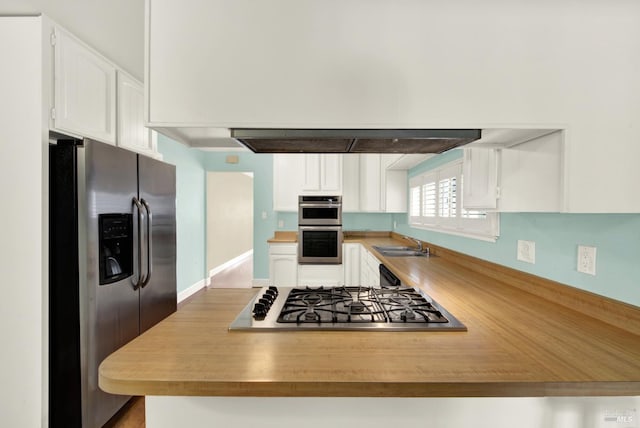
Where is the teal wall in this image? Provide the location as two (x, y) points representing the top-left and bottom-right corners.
(200, 151), (276, 280)
(157, 135), (206, 293)
(154, 142), (395, 284)
(395, 150), (640, 307)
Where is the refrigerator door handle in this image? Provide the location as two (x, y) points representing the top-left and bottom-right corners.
(140, 199), (153, 288)
(132, 197), (145, 290)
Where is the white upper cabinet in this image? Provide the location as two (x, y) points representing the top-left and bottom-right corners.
(462, 148), (499, 210)
(117, 72), (156, 157)
(302, 154), (342, 193)
(274, 154), (343, 211)
(463, 131), (564, 212)
(342, 154), (360, 212)
(359, 154), (407, 213)
(52, 26), (116, 144)
(359, 154), (383, 212)
(273, 154), (306, 211)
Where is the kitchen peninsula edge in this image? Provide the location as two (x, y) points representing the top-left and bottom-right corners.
(99, 233), (640, 399)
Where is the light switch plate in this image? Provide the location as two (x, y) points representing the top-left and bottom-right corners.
(577, 245), (596, 275)
(517, 240), (536, 264)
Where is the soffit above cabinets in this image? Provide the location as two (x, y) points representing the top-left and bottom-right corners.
(386, 154), (436, 170)
(466, 129), (560, 148)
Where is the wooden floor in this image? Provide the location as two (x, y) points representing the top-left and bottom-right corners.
(102, 255), (253, 427)
(208, 254), (254, 288)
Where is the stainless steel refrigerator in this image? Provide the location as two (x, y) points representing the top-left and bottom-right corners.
(49, 138), (177, 427)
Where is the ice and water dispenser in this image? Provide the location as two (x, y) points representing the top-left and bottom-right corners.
(98, 214), (133, 285)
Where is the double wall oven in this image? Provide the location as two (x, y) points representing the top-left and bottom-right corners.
(298, 195), (343, 264)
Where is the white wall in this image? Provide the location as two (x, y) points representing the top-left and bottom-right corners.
(0, 0), (144, 80)
(206, 172), (253, 272)
(0, 16), (48, 428)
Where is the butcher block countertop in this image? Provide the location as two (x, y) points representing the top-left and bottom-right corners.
(99, 235), (640, 398)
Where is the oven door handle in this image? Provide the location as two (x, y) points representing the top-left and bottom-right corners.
(299, 203), (342, 208)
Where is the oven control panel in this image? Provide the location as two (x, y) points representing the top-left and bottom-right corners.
(253, 286), (279, 320)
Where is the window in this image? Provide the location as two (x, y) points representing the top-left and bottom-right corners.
(408, 160), (499, 241)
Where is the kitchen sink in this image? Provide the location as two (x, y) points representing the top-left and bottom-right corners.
(372, 246), (428, 257)
(372, 245), (414, 252)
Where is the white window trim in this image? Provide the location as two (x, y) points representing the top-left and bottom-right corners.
(408, 159), (500, 242)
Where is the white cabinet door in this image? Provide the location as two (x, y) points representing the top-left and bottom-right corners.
(342, 154), (360, 212)
(359, 154), (383, 212)
(358, 246), (380, 287)
(117, 72), (155, 157)
(269, 243), (298, 286)
(366, 250), (381, 288)
(462, 148), (499, 210)
(320, 154), (342, 193)
(343, 243), (361, 286)
(53, 26), (116, 144)
(273, 154), (305, 211)
(302, 154), (342, 193)
(274, 154), (342, 211)
(358, 154), (407, 212)
(302, 154), (321, 191)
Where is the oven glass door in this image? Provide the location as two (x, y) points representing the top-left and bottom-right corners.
(298, 226), (343, 264)
(298, 204), (341, 225)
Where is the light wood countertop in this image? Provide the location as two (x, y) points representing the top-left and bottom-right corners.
(100, 236), (640, 398)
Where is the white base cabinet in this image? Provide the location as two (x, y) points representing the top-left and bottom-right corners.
(359, 246), (381, 288)
(343, 243), (361, 287)
(268, 243), (298, 286)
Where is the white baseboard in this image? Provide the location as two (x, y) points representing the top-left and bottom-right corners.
(177, 278), (206, 303)
(252, 278), (269, 288)
(208, 249), (253, 278)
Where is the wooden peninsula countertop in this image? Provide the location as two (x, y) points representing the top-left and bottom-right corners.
(99, 235), (640, 398)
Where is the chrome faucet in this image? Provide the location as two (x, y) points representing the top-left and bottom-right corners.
(404, 236), (423, 252)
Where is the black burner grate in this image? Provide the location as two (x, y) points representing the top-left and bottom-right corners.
(276, 286), (449, 324)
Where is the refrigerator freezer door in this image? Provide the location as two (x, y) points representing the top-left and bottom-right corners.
(138, 155), (177, 333)
(84, 140), (140, 427)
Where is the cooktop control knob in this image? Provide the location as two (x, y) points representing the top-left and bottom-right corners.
(259, 297), (271, 307)
(252, 287), (280, 320)
(253, 302), (267, 320)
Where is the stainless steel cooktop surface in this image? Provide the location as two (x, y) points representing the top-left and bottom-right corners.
(229, 286), (466, 332)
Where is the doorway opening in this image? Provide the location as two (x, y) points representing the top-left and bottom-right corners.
(206, 172), (254, 288)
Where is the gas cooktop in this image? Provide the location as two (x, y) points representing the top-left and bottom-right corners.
(229, 286), (466, 331)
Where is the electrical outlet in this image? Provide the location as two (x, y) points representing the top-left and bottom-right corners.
(577, 245), (596, 275)
(517, 240), (535, 264)
(278, 220), (284, 228)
